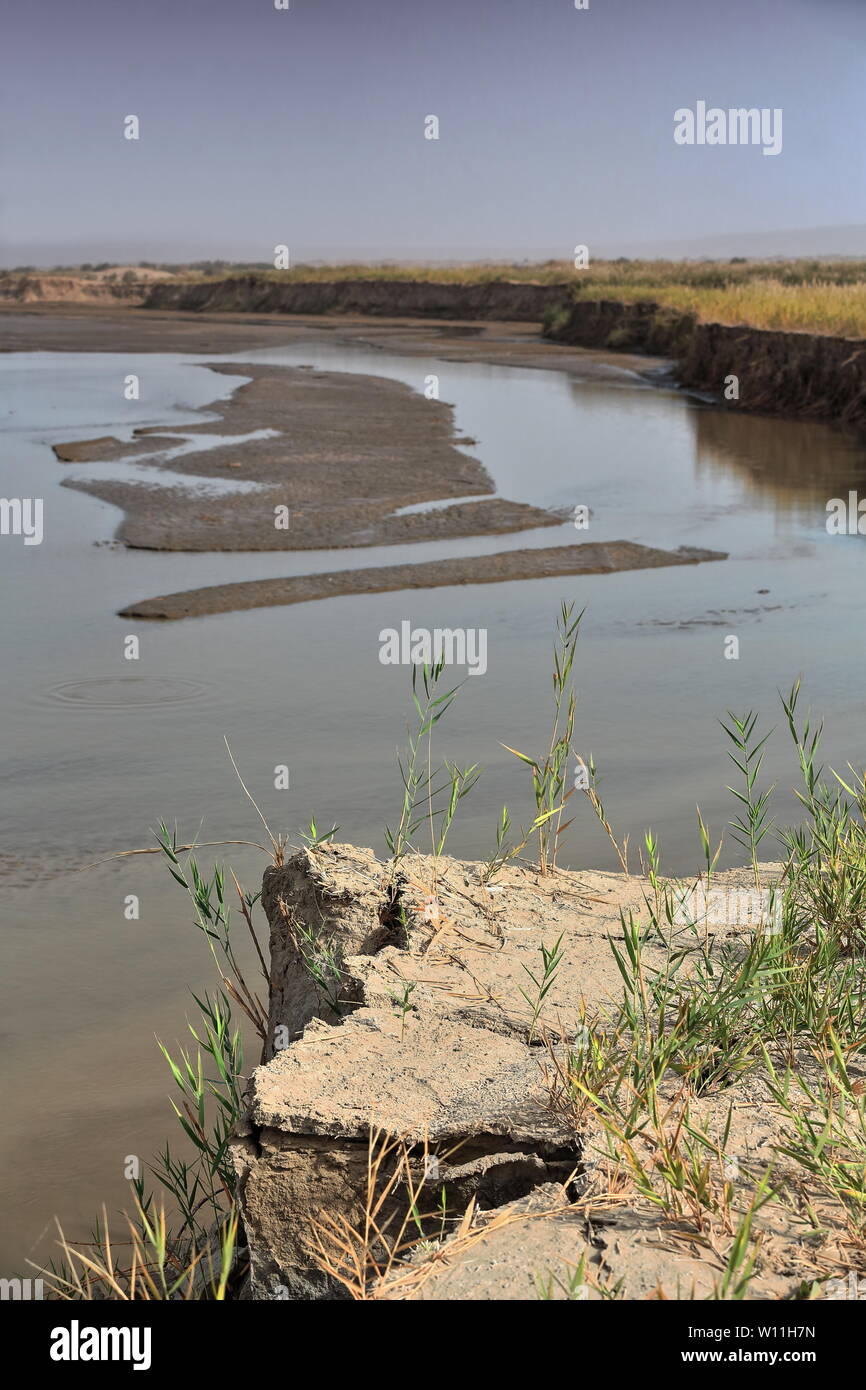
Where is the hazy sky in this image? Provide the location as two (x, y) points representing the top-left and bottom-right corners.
(2, 0), (865, 265)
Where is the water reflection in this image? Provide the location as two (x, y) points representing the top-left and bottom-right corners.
(692, 404), (866, 524)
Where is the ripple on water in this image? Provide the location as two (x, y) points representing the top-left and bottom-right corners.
(44, 676), (208, 710)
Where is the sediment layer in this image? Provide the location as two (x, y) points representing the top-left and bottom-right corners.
(118, 542), (725, 620)
(0, 274), (147, 305)
(232, 844), (814, 1300)
(545, 298), (866, 431)
(144, 275), (568, 321)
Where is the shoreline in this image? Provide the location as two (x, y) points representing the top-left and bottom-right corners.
(545, 297), (866, 433)
(139, 274), (866, 432)
(0, 301), (662, 379)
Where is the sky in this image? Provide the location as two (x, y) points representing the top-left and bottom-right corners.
(2, 0), (865, 266)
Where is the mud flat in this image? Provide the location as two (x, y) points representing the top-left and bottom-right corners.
(119, 541), (724, 620)
(46, 348), (724, 619)
(25, 308), (722, 620)
(55, 361), (567, 553)
(0, 301), (658, 378)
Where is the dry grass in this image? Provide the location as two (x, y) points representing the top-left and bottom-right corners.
(197, 256), (866, 337)
(5, 256), (866, 334)
(183, 256), (866, 289)
(598, 278), (866, 339)
(304, 1128), (566, 1301)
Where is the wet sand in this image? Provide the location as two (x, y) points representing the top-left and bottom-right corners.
(119, 542), (725, 620)
(0, 302), (665, 377)
(54, 361), (564, 552)
(7, 303), (695, 615)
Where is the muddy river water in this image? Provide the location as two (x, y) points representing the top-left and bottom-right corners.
(3, 336), (866, 1273)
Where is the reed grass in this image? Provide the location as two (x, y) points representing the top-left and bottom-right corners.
(39, 605), (866, 1300)
(145, 256), (866, 336)
(8, 257), (866, 333)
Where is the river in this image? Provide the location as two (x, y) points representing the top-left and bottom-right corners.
(2, 337), (866, 1273)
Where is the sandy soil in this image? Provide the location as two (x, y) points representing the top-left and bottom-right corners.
(0, 302), (666, 376)
(238, 844), (850, 1301)
(56, 361), (564, 552)
(119, 542), (725, 620)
